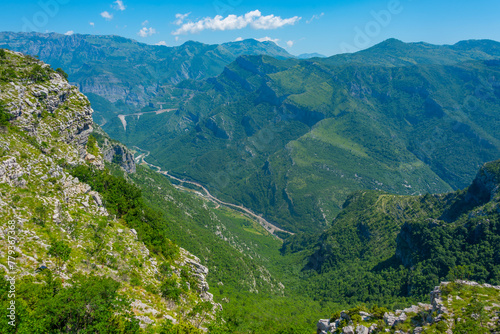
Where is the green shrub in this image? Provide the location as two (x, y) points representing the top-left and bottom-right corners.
(435, 321), (448, 332)
(55, 67), (68, 80)
(159, 320), (203, 334)
(370, 305), (390, 319)
(28, 64), (50, 82)
(160, 278), (182, 301)
(31, 217), (45, 227)
(129, 271), (142, 286)
(86, 134), (99, 156)
(0, 67), (17, 82)
(330, 311), (341, 321)
(0, 102), (12, 126)
(48, 240), (72, 271)
(112, 153), (123, 164)
(350, 314), (362, 324)
(0, 274), (140, 333)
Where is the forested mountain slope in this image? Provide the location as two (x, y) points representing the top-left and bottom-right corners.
(2, 35), (499, 233)
(283, 159), (500, 306)
(113, 40), (500, 232)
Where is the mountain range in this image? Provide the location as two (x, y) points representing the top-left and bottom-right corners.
(100, 38), (500, 233)
(1, 33), (500, 333)
(2, 32), (499, 234)
(0, 32), (292, 124)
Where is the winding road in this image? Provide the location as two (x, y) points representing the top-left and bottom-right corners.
(133, 147), (293, 239)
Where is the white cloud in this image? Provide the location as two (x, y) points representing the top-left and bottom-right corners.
(235, 37), (244, 41)
(142, 20), (149, 26)
(286, 40), (294, 48)
(175, 36), (180, 42)
(256, 36), (279, 44)
(89, 22), (95, 27)
(65, 30), (74, 36)
(101, 11), (113, 20)
(306, 12), (324, 24)
(172, 10), (301, 35)
(155, 41), (168, 46)
(114, 0), (126, 11)
(174, 12), (191, 25)
(138, 27), (157, 37)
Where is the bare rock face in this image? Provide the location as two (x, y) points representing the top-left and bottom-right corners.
(4, 75), (94, 160)
(179, 250), (213, 302)
(101, 138), (136, 173)
(317, 319), (330, 334)
(355, 325), (369, 334)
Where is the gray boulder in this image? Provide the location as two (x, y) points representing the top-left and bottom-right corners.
(355, 324), (369, 334)
(343, 326), (355, 334)
(384, 312), (407, 327)
(317, 319), (330, 334)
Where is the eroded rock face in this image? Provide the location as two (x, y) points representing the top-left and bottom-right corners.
(179, 250), (214, 302)
(101, 139), (136, 173)
(3, 72), (94, 160)
(357, 325), (369, 334)
(0, 157), (25, 187)
(384, 312), (407, 327)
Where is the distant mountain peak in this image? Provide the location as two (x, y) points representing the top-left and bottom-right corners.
(368, 38), (408, 50)
(379, 37), (405, 44)
(297, 53), (326, 59)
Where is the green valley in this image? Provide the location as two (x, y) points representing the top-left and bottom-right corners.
(1, 33), (500, 334)
(103, 40), (500, 233)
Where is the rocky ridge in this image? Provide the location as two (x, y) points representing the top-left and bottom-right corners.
(317, 281), (500, 334)
(0, 49), (217, 330)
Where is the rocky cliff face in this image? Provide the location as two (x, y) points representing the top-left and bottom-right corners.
(101, 138), (136, 173)
(1, 51), (94, 161)
(0, 49), (217, 330)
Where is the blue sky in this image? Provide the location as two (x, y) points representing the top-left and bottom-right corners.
(0, 0), (499, 56)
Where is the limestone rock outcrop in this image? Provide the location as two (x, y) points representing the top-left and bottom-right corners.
(317, 281), (500, 334)
(101, 138), (136, 173)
